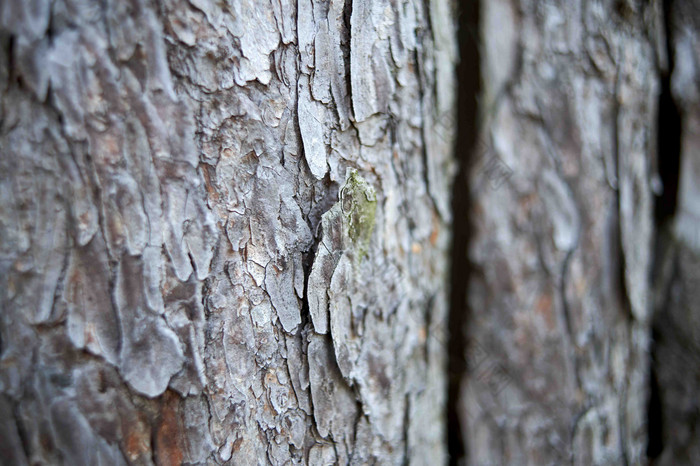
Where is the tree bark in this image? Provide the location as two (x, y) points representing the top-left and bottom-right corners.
(0, 0), (456, 464)
(461, 0), (661, 464)
(651, 1), (700, 463)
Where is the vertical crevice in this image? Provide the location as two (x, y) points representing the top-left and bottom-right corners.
(342, 0), (353, 109)
(12, 401), (32, 463)
(648, 0), (682, 460)
(654, 0), (681, 227)
(447, 0), (480, 464)
(402, 394), (411, 466)
(646, 332), (664, 459)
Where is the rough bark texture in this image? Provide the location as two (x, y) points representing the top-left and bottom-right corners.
(651, 1), (700, 463)
(0, 0), (456, 464)
(461, 0), (661, 464)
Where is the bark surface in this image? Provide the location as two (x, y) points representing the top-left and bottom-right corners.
(0, 0), (456, 464)
(651, 1), (700, 463)
(461, 0), (661, 464)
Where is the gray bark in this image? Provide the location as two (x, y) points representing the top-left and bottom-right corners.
(0, 0), (456, 464)
(461, 0), (661, 464)
(652, 1), (700, 463)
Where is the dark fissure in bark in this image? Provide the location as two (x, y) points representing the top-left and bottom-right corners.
(647, 0), (682, 459)
(646, 331), (664, 459)
(654, 0), (682, 227)
(447, 0), (480, 463)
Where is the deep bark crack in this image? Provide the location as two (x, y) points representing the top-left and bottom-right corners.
(647, 0), (683, 459)
(447, 0), (480, 463)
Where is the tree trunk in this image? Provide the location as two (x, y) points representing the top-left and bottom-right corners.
(0, 0), (456, 464)
(460, 0), (661, 464)
(650, 1), (700, 463)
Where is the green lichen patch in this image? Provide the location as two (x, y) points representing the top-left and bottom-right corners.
(340, 169), (377, 260)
